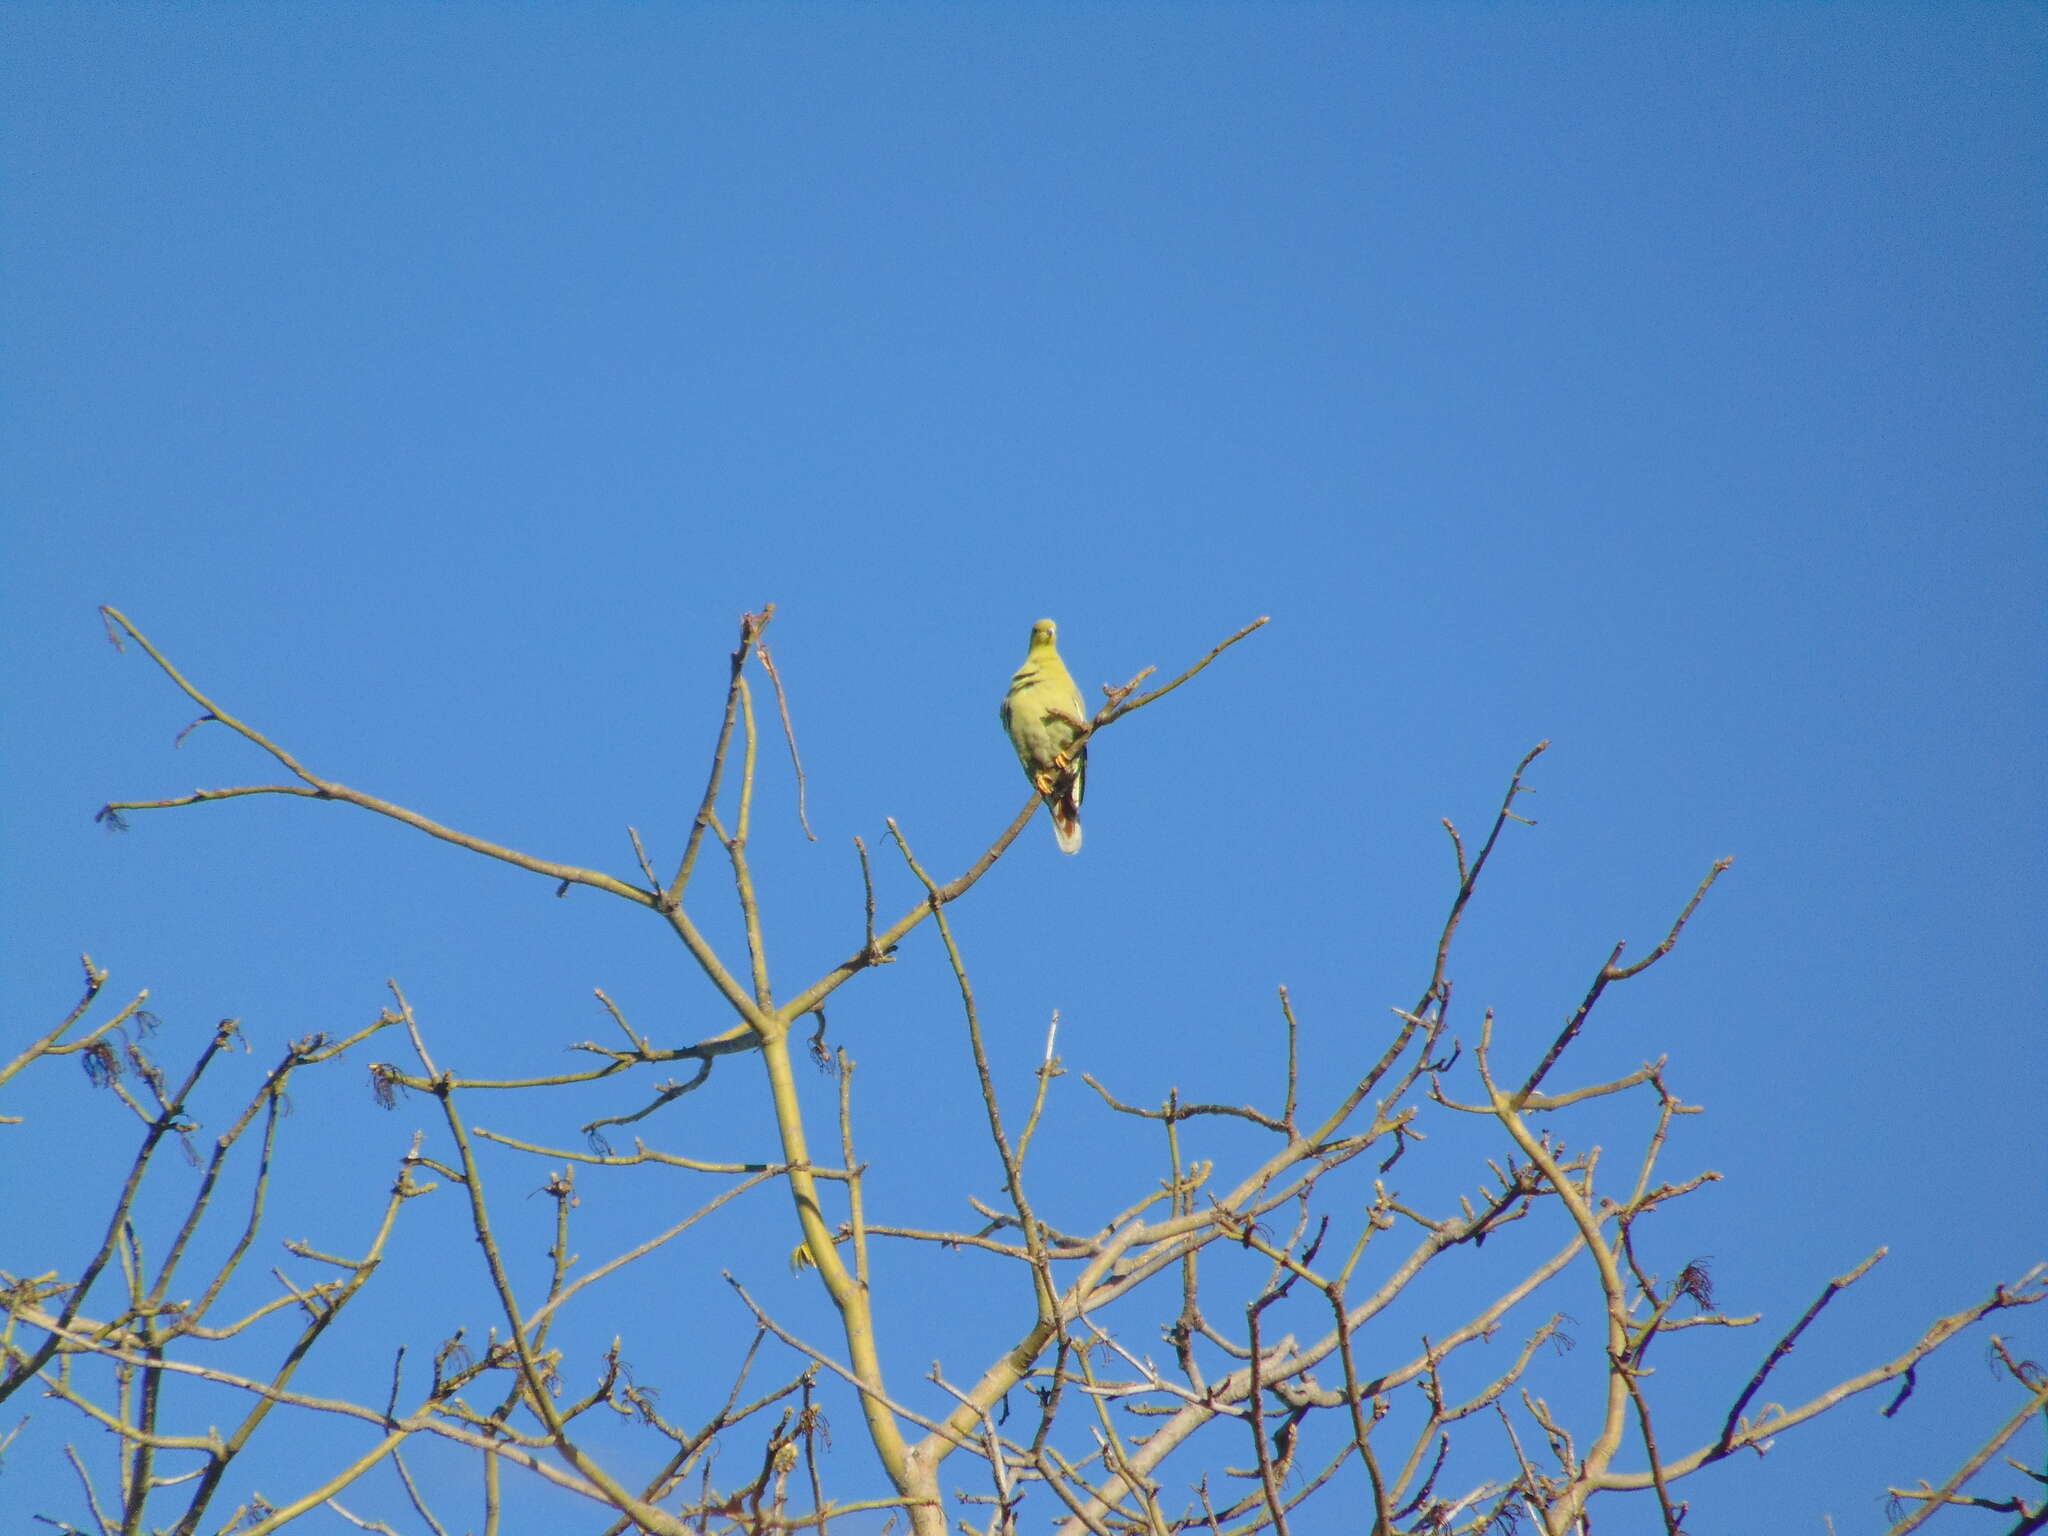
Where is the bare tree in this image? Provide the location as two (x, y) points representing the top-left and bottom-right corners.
(4, 605), (2041, 1535)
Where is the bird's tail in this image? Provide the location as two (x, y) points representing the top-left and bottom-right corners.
(1049, 780), (1083, 854)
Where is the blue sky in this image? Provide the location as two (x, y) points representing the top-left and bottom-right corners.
(4, 6), (2043, 1531)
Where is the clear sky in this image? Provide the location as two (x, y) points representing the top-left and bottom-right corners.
(4, 6), (2043, 1531)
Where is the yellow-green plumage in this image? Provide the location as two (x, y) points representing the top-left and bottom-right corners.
(1000, 618), (1088, 854)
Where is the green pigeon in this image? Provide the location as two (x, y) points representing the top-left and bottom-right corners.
(1000, 618), (1088, 853)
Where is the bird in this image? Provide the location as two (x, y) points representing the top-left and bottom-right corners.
(1000, 618), (1089, 853)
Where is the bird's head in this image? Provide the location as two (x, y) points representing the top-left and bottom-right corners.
(1030, 618), (1058, 647)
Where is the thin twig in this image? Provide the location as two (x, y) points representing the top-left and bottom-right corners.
(755, 639), (816, 842)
